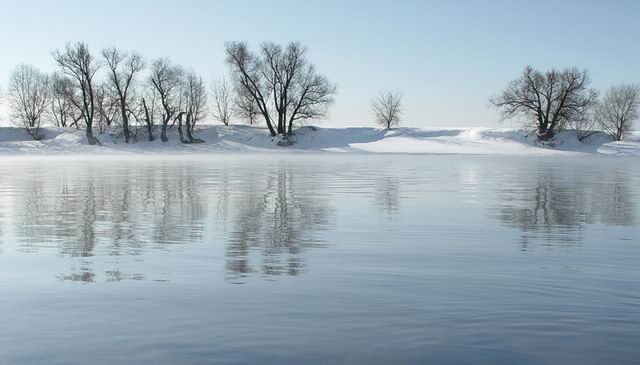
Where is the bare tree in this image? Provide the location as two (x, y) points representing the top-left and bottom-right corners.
(490, 66), (597, 140)
(234, 87), (260, 125)
(8, 64), (50, 140)
(138, 88), (158, 142)
(94, 82), (118, 134)
(225, 41), (336, 137)
(371, 90), (403, 129)
(49, 72), (79, 128)
(184, 72), (208, 143)
(102, 47), (145, 143)
(149, 58), (183, 142)
(596, 84), (640, 141)
(574, 112), (599, 142)
(210, 77), (233, 126)
(53, 42), (101, 145)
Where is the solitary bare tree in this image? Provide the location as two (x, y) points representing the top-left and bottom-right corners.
(102, 47), (145, 143)
(595, 84), (640, 141)
(490, 66), (597, 140)
(8, 64), (50, 140)
(210, 77), (233, 126)
(53, 42), (101, 145)
(225, 41), (336, 137)
(49, 72), (78, 128)
(371, 90), (403, 129)
(149, 58), (184, 142)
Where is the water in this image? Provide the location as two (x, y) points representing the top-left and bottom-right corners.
(0, 155), (639, 364)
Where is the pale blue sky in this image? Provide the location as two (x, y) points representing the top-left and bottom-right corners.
(0, 0), (638, 127)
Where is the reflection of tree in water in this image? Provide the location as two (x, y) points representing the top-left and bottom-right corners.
(225, 163), (334, 282)
(14, 162), (208, 282)
(374, 176), (400, 219)
(496, 167), (635, 249)
(10, 160), (336, 283)
(593, 173), (635, 226)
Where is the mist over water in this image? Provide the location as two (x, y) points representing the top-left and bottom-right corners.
(0, 155), (639, 364)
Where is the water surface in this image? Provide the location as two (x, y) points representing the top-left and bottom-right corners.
(0, 155), (639, 364)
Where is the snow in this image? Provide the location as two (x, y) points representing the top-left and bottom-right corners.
(0, 125), (638, 157)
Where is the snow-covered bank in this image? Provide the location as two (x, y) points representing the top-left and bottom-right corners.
(0, 125), (639, 156)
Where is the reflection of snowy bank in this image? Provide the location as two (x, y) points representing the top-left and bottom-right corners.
(0, 125), (639, 156)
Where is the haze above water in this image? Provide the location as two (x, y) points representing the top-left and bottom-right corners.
(0, 155), (639, 364)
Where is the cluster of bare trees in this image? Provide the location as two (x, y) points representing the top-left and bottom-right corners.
(491, 66), (640, 141)
(8, 46), (637, 145)
(5, 42), (210, 143)
(4, 41), (339, 143)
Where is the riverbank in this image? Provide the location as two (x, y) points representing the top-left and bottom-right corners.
(0, 125), (638, 156)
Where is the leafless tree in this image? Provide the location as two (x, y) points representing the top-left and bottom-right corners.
(573, 111), (599, 142)
(183, 72), (208, 143)
(210, 77), (233, 126)
(49, 72), (79, 128)
(53, 42), (101, 145)
(234, 87), (260, 125)
(173, 83), (188, 143)
(102, 47), (145, 143)
(94, 82), (119, 134)
(371, 90), (403, 129)
(595, 84), (640, 141)
(149, 58), (184, 142)
(138, 88), (158, 142)
(490, 66), (597, 140)
(225, 41), (336, 137)
(8, 64), (50, 140)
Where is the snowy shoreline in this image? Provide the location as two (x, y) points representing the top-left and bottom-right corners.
(0, 125), (639, 157)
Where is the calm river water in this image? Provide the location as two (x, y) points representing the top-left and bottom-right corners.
(0, 155), (638, 364)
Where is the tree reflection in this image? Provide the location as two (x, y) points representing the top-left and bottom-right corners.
(225, 162), (334, 282)
(374, 176), (400, 219)
(8, 160), (336, 283)
(496, 166), (635, 248)
(13, 162), (208, 282)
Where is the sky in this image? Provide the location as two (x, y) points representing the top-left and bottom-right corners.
(0, 0), (638, 127)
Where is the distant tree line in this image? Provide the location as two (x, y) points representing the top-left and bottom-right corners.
(4, 44), (639, 144)
(491, 66), (640, 141)
(3, 41), (339, 143)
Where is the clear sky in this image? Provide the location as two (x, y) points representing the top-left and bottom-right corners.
(0, 0), (638, 127)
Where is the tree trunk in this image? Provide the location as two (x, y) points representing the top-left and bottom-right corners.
(537, 128), (554, 141)
(122, 116), (130, 143)
(161, 121), (168, 142)
(185, 116), (194, 143)
(147, 123), (154, 142)
(287, 118), (294, 136)
(86, 127), (100, 145)
(142, 98), (154, 142)
(178, 120), (188, 144)
(175, 112), (188, 144)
